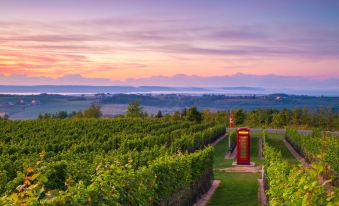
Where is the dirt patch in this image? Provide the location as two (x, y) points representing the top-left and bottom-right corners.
(211, 134), (226, 146)
(225, 146), (236, 159)
(257, 179), (267, 206)
(217, 166), (261, 173)
(283, 139), (310, 167)
(193, 180), (221, 206)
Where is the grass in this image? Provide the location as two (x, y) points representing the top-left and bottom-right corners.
(250, 137), (263, 165)
(213, 132), (262, 169)
(209, 131), (261, 206)
(208, 172), (260, 206)
(10, 100), (92, 119)
(265, 133), (298, 164)
(213, 137), (234, 169)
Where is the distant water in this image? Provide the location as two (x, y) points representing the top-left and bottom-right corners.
(0, 86), (266, 96)
(0, 85), (338, 96)
(0, 91), (266, 96)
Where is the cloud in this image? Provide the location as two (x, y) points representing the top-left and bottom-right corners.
(155, 44), (339, 58)
(206, 27), (269, 41)
(1, 17), (339, 79)
(0, 74), (115, 86)
(1, 34), (96, 42)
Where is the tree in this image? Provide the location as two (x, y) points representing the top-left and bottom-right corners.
(171, 111), (181, 122)
(55, 111), (68, 119)
(181, 108), (187, 118)
(247, 112), (259, 127)
(257, 108), (276, 126)
(291, 108), (302, 126)
(202, 109), (212, 121)
(215, 111), (228, 124)
(38, 113), (51, 119)
(233, 109), (245, 125)
(155, 110), (163, 118)
(317, 106), (326, 129)
(301, 107), (310, 126)
(74, 111), (83, 118)
(272, 109), (290, 128)
(83, 104), (102, 118)
(327, 107), (335, 130)
(69, 111), (77, 118)
(126, 101), (144, 117)
(185, 106), (202, 123)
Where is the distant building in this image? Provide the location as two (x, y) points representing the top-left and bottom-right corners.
(31, 99), (40, 105)
(0, 112), (9, 119)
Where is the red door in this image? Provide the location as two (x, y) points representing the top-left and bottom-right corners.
(237, 128), (250, 165)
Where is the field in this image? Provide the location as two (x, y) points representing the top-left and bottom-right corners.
(0, 118), (224, 205)
(0, 95), (94, 119)
(0, 116), (338, 205)
(2, 0), (339, 205)
(264, 130), (339, 205)
(2, 94), (339, 122)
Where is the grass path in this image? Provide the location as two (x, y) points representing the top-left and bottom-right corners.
(265, 133), (298, 164)
(208, 133), (261, 206)
(207, 172), (260, 206)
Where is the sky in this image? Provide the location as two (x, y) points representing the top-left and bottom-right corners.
(1, 0), (339, 83)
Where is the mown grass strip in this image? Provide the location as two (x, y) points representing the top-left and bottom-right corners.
(265, 133), (298, 165)
(207, 172), (260, 206)
(209, 131), (261, 206)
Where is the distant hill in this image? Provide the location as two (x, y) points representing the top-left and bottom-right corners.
(1, 73), (338, 96)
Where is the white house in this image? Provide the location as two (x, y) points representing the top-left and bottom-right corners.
(0, 112), (9, 119)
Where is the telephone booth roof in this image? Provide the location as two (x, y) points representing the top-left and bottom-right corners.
(237, 128), (250, 132)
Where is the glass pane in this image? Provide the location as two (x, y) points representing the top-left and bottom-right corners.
(240, 135), (248, 158)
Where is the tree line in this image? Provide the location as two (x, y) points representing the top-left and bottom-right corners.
(35, 101), (338, 130)
(164, 106), (338, 131)
(228, 107), (338, 130)
(38, 104), (102, 119)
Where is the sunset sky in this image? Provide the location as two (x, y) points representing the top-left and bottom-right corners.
(1, 0), (339, 82)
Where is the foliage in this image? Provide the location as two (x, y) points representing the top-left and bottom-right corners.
(185, 106), (202, 123)
(242, 107), (338, 130)
(233, 109), (245, 125)
(0, 151), (47, 205)
(286, 129), (339, 173)
(82, 104), (102, 118)
(38, 104), (102, 119)
(264, 144), (338, 206)
(171, 111), (181, 122)
(126, 101), (145, 117)
(0, 118), (222, 205)
(155, 110), (163, 118)
(202, 109), (212, 122)
(271, 108), (290, 128)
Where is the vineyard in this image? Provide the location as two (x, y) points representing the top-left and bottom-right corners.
(264, 130), (339, 205)
(0, 118), (225, 205)
(286, 129), (339, 174)
(0, 117), (338, 206)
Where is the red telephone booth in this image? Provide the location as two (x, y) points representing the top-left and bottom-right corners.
(237, 128), (250, 165)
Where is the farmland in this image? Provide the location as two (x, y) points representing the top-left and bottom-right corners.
(1, 94), (339, 124)
(2, 0), (339, 205)
(264, 130), (339, 205)
(0, 113), (338, 205)
(0, 118), (224, 205)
